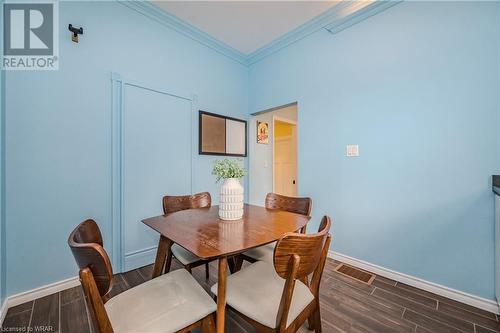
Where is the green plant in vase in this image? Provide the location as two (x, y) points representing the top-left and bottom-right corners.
(212, 159), (246, 221)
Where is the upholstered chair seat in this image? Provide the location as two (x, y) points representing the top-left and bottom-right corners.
(68, 219), (216, 333)
(242, 242), (276, 264)
(106, 269), (216, 333)
(211, 261), (313, 329)
(170, 244), (202, 265)
(218, 216), (331, 333)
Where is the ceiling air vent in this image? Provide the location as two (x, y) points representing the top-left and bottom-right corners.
(334, 263), (376, 285)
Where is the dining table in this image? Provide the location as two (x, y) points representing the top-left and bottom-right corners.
(142, 203), (310, 333)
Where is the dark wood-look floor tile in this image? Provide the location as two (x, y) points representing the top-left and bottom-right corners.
(403, 309), (465, 333)
(60, 286), (83, 305)
(371, 281), (438, 309)
(2, 308), (32, 331)
(29, 293), (59, 332)
(4, 301), (33, 317)
(397, 282), (497, 321)
(476, 325), (500, 333)
(372, 278), (396, 289)
(415, 325), (433, 333)
(319, 300), (353, 332)
(121, 269), (145, 288)
(323, 294), (415, 333)
(325, 278), (405, 319)
(137, 264), (154, 281)
(437, 302), (500, 332)
(373, 275), (398, 287)
(373, 287), (474, 332)
(108, 274), (129, 298)
(60, 297), (90, 333)
(321, 320), (346, 333)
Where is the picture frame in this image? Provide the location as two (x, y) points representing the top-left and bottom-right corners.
(257, 121), (269, 144)
(199, 111), (247, 157)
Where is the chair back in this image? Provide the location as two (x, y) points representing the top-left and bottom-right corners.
(68, 219), (114, 333)
(163, 192), (211, 214)
(265, 193), (312, 216)
(273, 216), (331, 330)
(273, 216), (331, 280)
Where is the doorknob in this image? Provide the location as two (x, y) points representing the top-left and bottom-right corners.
(292, 180), (296, 184)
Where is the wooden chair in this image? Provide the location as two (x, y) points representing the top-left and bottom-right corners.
(211, 216), (331, 333)
(239, 193), (312, 265)
(160, 192), (215, 279)
(68, 219), (216, 333)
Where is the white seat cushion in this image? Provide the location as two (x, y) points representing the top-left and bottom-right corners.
(210, 261), (314, 329)
(243, 242), (276, 263)
(106, 269), (216, 333)
(171, 243), (202, 265)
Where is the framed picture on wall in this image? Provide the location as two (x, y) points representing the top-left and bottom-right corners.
(199, 111), (247, 156)
(257, 121), (269, 144)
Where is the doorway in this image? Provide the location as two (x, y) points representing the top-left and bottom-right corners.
(273, 117), (297, 196)
(249, 103), (298, 205)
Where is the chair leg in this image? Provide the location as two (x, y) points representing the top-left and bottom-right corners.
(205, 262), (210, 280)
(201, 314), (216, 333)
(234, 255), (243, 272)
(307, 316), (315, 331)
(164, 251), (173, 274)
(227, 257), (236, 273)
(313, 302), (322, 333)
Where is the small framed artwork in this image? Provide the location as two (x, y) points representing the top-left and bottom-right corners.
(199, 111), (247, 156)
(257, 121), (269, 144)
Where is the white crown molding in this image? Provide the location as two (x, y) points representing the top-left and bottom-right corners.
(329, 251), (500, 315)
(117, 1), (402, 67)
(117, 1), (248, 65)
(246, 0), (402, 65)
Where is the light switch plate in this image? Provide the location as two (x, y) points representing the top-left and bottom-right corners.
(346, 144), (359, 157)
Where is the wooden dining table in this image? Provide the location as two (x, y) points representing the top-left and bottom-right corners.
(142, 203), (310, 333)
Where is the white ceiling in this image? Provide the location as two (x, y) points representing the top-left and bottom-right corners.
(152, 1), (339, 55)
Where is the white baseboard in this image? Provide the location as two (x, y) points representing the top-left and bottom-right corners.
(0, 299), (8, 328)
(329, 251), (500, 315)
(8, 276), (80, 308)
(0, 275), (80, 327)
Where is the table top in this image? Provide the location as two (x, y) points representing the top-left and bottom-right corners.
(142, 204), (310, 260)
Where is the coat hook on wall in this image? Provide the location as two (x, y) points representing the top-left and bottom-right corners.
(68, 24), (83, 43)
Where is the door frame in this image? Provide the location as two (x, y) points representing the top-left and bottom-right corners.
(111, 72), (196, 272)
(272, 116), (297, 194)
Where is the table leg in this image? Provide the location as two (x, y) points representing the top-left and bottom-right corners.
(216, 256), (228, 333)
(152, 236), (172, 279)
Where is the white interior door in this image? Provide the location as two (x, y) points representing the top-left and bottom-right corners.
(274, 124), (297, 196)
(122, 85), (191, 271)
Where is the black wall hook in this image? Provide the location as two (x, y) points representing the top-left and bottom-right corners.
(68, 24), (83, 43)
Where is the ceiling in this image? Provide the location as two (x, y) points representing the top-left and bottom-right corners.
(152, 1), (339, 55)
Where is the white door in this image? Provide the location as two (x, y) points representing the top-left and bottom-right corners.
(274, 124), (297, 196)
(122, 85), (191, 271)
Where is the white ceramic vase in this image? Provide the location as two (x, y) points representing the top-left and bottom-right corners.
(219, 178), (244, 221)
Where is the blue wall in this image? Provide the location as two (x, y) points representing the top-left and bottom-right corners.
(0, 0), (5, 304)
(249, 1), (499, 300)
(4, 1), (248, 296)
